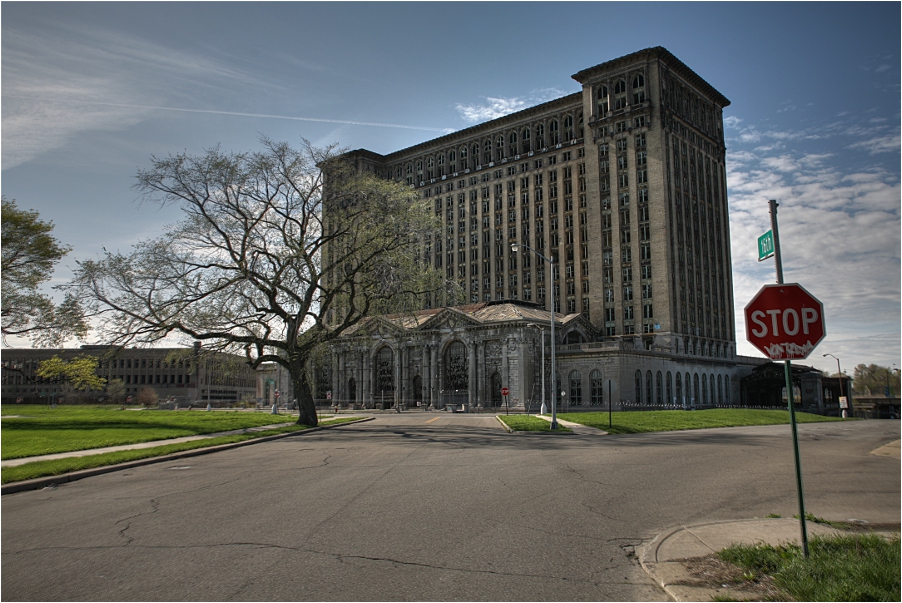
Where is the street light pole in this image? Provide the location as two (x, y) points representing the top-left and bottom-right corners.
(823, 353), (846, 417)
(513, 243), (557, 429)
(527, 323), (546, 414)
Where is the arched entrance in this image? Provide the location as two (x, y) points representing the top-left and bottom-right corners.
(441, 341), (469, 407)
(411, 375), (423, 407)
(374, 346), (394, 408)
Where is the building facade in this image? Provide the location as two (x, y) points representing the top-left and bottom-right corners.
(323, 47), (762, 410)
(1, 345), (257, 405)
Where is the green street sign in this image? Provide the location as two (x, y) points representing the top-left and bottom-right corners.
(758, 230), (775, 262)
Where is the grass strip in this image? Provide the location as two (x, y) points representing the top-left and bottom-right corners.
(718, 533), (901, 601)
(2, 405), (304, 459)
(556, 408), (846, 434)
(1, 417), (361, 484)
(498, 415), (572, 432)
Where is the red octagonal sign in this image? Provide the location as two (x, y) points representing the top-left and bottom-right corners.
(745, 283), (825, 360)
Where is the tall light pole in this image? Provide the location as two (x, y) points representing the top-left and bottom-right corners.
(823, 353), (846, 417)
(526, 323), (546, 414)
(512, 243), (557, 429)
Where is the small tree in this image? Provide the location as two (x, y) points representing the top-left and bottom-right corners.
(136, 387), (158, 408)
(1, 197), (88, 346)
(68, 139), (449, 426)
(35, 355), (107, 396)
(106, 378), (127, 404)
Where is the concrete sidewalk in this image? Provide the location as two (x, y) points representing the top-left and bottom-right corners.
(1, 421), (297, 468)
(640, 440), (900, 601)
(532, 414), (609, 435)
(639, 518), (845, 601)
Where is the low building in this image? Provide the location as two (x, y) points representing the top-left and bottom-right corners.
(1, 345), (257, 405)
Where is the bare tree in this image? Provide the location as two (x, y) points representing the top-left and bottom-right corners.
(68, 139), (447, 426)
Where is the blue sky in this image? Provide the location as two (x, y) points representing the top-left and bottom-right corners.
(2, 2), (899, 374)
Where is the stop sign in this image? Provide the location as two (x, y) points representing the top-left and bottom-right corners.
(745, 283), (825, 360)
(501, 387), (509, 396)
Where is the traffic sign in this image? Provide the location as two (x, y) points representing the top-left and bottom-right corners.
(745, 283), (825, 360)
(758, 230), (775, 262)
(500, 387), (509, 396)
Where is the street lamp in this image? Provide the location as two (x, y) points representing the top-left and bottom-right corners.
(823, 353), (846, 418)
(526, 323), (546, 414)
(512, 242), (558, 429)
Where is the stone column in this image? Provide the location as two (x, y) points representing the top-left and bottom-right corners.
(337, 351), (345, 406)
(430, 343), (439, 408)
(394, 346), (401, 408)
(468, 338), (477, 408)
(501, 335), (509, 400)
(363, 347), (371, 407)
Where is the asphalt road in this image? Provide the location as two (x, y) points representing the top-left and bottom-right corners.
(2, 415), (899, 601)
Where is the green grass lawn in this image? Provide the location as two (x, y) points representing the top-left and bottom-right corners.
(555, 408), (846, 434)
(1, 416), (364, 484)
(718, 533), (900, 601)
(1, 405), (307, 459)
(497, 415), (571, 432)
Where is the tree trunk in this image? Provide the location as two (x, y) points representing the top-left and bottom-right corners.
(291, 364), (318, 427)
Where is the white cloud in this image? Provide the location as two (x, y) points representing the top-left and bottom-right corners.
(455, 88), (569, 123)
(727, 122), (900, 368)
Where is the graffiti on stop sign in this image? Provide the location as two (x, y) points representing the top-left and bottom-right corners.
(748, 307), (820, 359)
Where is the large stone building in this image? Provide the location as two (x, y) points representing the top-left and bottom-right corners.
(323, 47), (764, 410)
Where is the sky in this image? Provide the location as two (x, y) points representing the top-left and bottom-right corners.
(2, 2), (899, 375)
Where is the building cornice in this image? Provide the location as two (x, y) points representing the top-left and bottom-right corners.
(572, 46), (730, 108)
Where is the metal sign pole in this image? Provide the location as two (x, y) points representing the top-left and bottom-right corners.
(770, 200), (810, 559)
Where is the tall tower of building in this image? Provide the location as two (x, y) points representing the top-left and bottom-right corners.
(342, 47), (734, 359)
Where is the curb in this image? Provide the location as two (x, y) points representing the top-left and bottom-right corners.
(1, 417), (374, 495)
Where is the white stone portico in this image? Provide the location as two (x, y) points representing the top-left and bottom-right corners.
(325, 300), (748, 411)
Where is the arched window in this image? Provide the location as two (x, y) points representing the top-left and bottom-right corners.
(725, 376), (731, 404)
(635, 370), (642, 404)
(437, 153), (445, 177)
(348, 377), (356, 404)
(675, 372), (682, 406)
(717, 374), (723, 405)
(577, 112), (584, 138)
(509, 131), (518, 156)
(590, 369), (603, 405)
(666, 371), (673, 406)
(521, 127), (531, 153)
(483, 140), (492, 164)
(563, 115), (574, 141)
(597, 85), (609, 116)
(444, 341), (468, 391)
(569, 370), (582, 406)
(702, 374), (708, 406)
(646, 370), (653, 405)
(632, 73), (646, 104)
(614, 79), (627, 110)
(656, 371), (663, 405)
(550, 120), (560, 145)
(496, 134), (505, 159)
(426, 156), (434, 179)
(471, 144), (479, 169)
(535, 124), (545, 148)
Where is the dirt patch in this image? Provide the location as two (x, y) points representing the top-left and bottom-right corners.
(676, 553), (790, 601)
